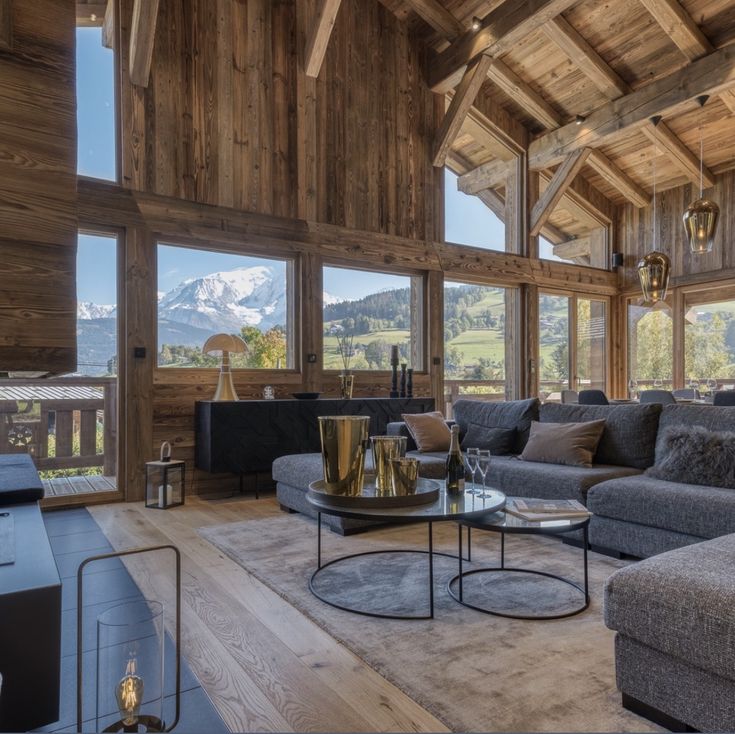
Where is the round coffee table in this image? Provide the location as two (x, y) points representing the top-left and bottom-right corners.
(448, 506), (590, 620)
(306, 487), (506, 620)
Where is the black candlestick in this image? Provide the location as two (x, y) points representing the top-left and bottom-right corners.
(390, 362), (399, 398)
(407, 368), (413, 398)
(400, 364), (407, 398)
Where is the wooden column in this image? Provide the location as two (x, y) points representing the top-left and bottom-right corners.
(301, 252), (323, 393)
(427, 270), (445, 410)
(522, 284), (540, 399)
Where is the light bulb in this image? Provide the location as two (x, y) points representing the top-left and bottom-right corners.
(116, 654), (144, 726)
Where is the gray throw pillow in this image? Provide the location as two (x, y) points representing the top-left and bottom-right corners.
(520, 419), (606, 468)
(461, 423), (516, 455)
(646, 425), (735, 489)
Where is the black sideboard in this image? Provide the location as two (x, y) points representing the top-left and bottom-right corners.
(195, 397), (435, 475)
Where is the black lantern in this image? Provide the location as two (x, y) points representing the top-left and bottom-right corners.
(145, 442), (185, 509)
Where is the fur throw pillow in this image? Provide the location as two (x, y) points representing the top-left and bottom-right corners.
(647, 425), (735, 489)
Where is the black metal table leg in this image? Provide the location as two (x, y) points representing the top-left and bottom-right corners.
(428, 522), (434, 618)
(458, 524), (463, 602)
(583, 524), (589, 604)
(317, 512), (322, 569)
(467, 526), (472, 562)
(500, 530), (505, 569)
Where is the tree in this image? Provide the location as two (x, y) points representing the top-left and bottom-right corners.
(444, 346), (465, 378)
(364, 339), (390, 369)
(630, 310), (673, 382)
(550, 342), (569, 382)
(685, 314), (733, 380)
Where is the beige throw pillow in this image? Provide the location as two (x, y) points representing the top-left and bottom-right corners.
(402, 411), (451, 453)
(520, 420), (606, 467)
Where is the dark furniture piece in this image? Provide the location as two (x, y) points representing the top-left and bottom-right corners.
(0, 453), (44, 505)
(672, 388), (700, 400)
(306, 485), (505, 619)
(196, 397), (434, 475)
(578, 389), (609, 405)
(639, 389), (676, 404)
(713, 390), (735, 406)
(0, 502), (61, 732)
(450, 507), (590, 619)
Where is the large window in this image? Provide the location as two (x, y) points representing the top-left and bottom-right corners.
(539, 294), (571, 394)
(684, 297), (735, 388)
(77, 232), (118, 376)
(444, 282), (508, 403)
(76, 26), (116, 181)
(627, 300), (673, 391)
(157, 245), (294, 368)
(577, 298), (607, 391)
(322, 267), (423, 370)
(444, 169), (505, 251)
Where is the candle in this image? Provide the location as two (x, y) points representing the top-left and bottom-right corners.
(390, 345), (399, 364)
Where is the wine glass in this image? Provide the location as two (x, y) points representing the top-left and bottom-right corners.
(653, 377), (663, 389)
(628, 378), (639, 400)
(707, 378), (717, 396)
(464, 448), (480, 494)
(476, 450), (493, 499)
(689, 377), (700, 394)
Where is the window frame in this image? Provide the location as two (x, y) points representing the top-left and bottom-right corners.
(154, 239), (299, 373)
(321, 261), (427, 374)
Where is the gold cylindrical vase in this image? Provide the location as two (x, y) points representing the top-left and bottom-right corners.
(390, 457), (419, 496)
(339, 373), (354, 399)
(318, 416), (370, 496)
(371, 436), (408, 494)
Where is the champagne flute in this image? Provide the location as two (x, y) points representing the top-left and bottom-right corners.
(465, 448), (480, 494)
(707, 378), (717, 396)
(477, 450), (493, 499)
(689, 377), (700, 395)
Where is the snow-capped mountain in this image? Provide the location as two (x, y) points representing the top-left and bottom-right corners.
(78, 301), (116, 320)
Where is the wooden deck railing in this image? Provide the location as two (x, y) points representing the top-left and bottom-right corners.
(0, 377), (116, 475)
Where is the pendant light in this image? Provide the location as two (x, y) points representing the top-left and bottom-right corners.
(683, 95), (719, 254)
(638, 116), (671, 304)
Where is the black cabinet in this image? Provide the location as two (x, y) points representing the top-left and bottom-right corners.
(195, 397), (435, 475)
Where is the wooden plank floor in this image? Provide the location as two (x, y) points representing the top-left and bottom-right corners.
(90, 496), (449, 734)
(42, 474), (116, 497)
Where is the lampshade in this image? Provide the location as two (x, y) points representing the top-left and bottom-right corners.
(637, 251), (671, 304)
(683, 197), (719, 254)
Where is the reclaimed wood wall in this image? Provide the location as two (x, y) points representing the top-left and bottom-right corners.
(616, 169), (735, 291)
(0, 0), (77, 374)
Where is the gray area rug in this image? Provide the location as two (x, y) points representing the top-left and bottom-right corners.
(199, 514), (659, 733)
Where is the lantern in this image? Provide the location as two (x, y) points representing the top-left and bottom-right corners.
(637, 251), (671, 304)
(145, 442), (185, 509)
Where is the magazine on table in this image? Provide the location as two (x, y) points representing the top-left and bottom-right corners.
(505, 498), (591, 522)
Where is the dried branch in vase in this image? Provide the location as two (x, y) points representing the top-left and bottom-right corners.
(336, 333), (354, 373)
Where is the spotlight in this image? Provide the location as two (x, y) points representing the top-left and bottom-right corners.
(471, 16), (482, 31)
(575, 114), (585, 126)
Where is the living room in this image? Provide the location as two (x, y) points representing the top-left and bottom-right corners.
(1, 0), (735, 732)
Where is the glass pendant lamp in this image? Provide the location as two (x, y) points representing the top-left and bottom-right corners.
(683, 95), (719, 254)
(638, 116), (671, 304)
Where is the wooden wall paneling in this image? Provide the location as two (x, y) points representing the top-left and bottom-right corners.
(0, 0), (77, 374)
(304, 0), (343, 78)
(523, 284), (539, 399)
(301, 252), (323, 392)
(129, 0), (160, 87)
(0, 0), (12, 50)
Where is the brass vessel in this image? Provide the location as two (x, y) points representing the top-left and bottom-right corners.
(370, 436), (407, 494)
(390, 457), (419, 496)
(318, 416), (370, 496)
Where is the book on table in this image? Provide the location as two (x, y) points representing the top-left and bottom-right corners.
(505, 498), (591, 522)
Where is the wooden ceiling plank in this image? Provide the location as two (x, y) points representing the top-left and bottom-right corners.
(530, 148), (591, 236)
(433, 53), (494, 167)
(404, 0), (464, 39)
(638, 0), (713, 61)
(0, 0), (12, 50)
(458, 158), (510, 194)
(428, 0), (580, 92)
(528, 44), (735, 170)
(720, 90), (735, 114)
(543, 15), (628, 99)
(101, 0), (115, 50)
(304, 0), (343, 78)
(641, 120), (716, 188)
(586, 148), (650, 207)
(486, 58), (561, 130)
(129, 0), (160, 87)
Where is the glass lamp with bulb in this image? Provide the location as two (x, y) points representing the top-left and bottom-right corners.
(683, 197), (719, 254)
(637, 251), (671, 304)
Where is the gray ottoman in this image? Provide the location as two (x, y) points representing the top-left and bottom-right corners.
(604, 534), (735, 731)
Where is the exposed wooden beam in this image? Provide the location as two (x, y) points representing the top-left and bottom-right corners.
(404, 0), (464, 39)
(457, 158), (510, 194)
(433, 53), (493, 167)
(543, 16), (627, 99)
(528, 44), (735, 170)
(428, 0), (579, 92)
(477, 187), (506, 220)
(541, 222), (569, 245)
(486, 58), (561, 130)
(76, 2), (106, 27)
(0, 0), (11, 50)
(530, 148), (591, 236)
(553, 237), (591, 260)
(720, 90), (735, 114)
(101, 0), (115, 50)
(538, 170), (610, 226)
(129, 0), (160, 87)
(638, 0), (713, 61)
(304, 0), (343, 78)
(463, 104), (524, 159)
(586, 149), (650, 207)
(641, 120), (716, 188)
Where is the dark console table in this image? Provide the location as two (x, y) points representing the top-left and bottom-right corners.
(195, 397), (435, 475)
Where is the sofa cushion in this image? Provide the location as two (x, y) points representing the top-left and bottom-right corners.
(656, 404), (735, 461)
(402, 412), (450, 452)
(520, 419), (606, 468)
(460, 423), (516, 455)
(0, 454), (44, 505)
(406, 451), (447, 480)
(587, 474), (735, 539)
(539, 403), (661, 469)
(647, 424), (735, 489)
(452, 398), (539, 454)
(484, 455), (640, 504)
(604, 533), (735, 683)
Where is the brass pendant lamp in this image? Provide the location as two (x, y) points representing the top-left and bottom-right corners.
(683, 95), (719, 254)
(638, 116), (671, 304)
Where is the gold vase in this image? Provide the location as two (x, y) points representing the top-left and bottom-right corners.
(371, 436), (408, 494)
(339, 372), (354, 399)
(318, 416), (370, 496)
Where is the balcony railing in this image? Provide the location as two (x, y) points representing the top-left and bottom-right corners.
(0, 377), (116, 477)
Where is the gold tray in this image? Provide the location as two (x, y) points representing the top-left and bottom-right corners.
(308, 473), (440, 508)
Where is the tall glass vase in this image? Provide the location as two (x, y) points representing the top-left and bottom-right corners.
(339, 372), (354, 399)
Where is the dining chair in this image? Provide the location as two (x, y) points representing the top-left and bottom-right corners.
(578, 389), (609, 405)
(561, 390), (579, 404)
(672, 388), (700, 400)
(639, 389), (676, 405)
(713, 391), (735, 406)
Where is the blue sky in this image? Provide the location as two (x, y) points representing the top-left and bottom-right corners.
(75, 29), (560, 306)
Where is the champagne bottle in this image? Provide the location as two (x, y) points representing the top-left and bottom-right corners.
(445, 424), (465, 495)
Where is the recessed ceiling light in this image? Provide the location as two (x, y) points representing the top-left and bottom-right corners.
(471, 16), (482, 31)
(575, 114), (585, 125)
(90, 12), (97, 21)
